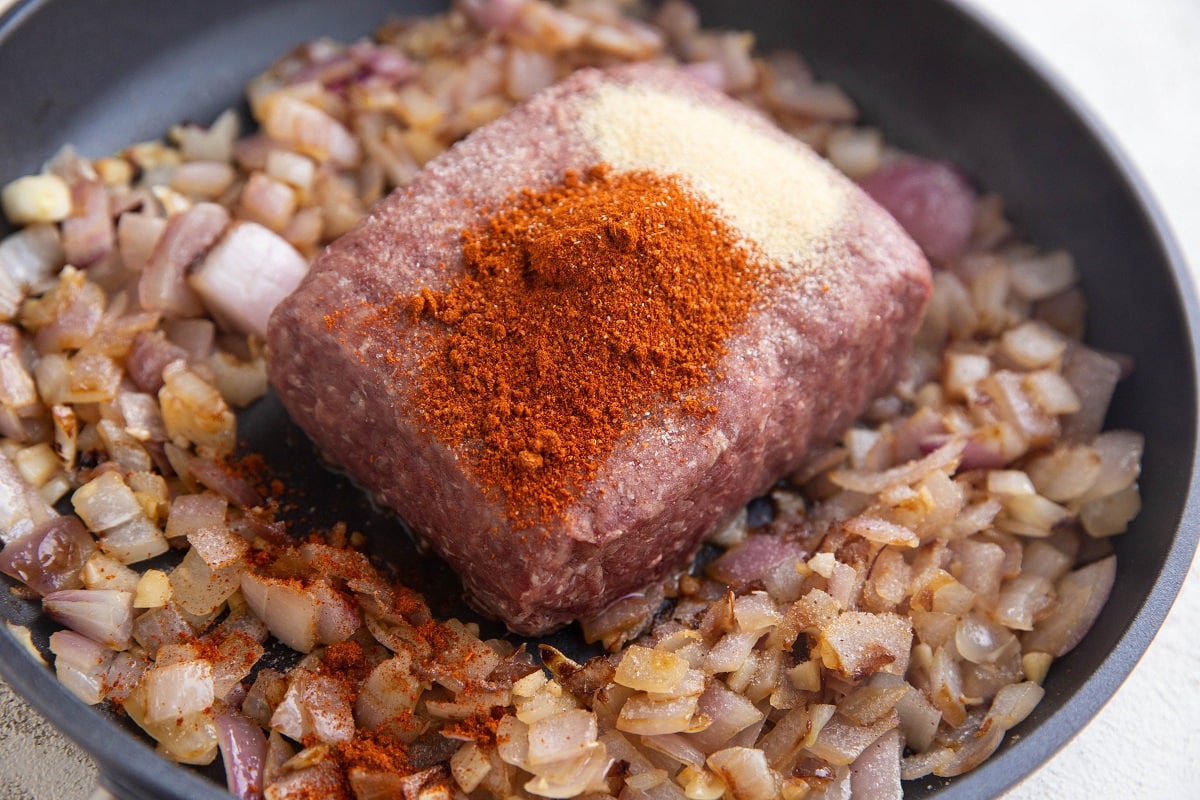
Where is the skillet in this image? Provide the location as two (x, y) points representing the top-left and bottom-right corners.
(0, 1), (1197, 798)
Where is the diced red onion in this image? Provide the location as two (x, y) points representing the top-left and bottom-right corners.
(240, 572), (319, 653)
(1081, 430), (1143, 502)
(170, 161), (237, 200)
(159, 360), (237, 459)
(103, 651), (148, 704)
(259, 93), (361, 168)
(139, 202), (230, 318)
(216, 708), (268, 800)
(173, 109), (240, 163)
(955, 612), (1016, 664)
(61, 180), (115, 267)
(169, 546), (243, 615)
(831, 439), (965, 494)
(462, 0), (528, 32)
(0, 515), (96, 595)
(238, 173), (296, 233)
(143, 659), (216, 725)
(0, 223), (65, 298)
(131, 602), (196, 656)
(164, 317), (216, 361)
(848, 728), (902, 800)
(165, 491), (228, 539)
(820, 612), (912, 681)
(1060, 345), (1123, 441)
(49, 629), (114, 705)
(347, 40), (417, 84)
(580, 590), (656, 650)
(684, 679), (765, 754)
(708, 533), (807, 586)
(190, 221), (309, 339)
(1022, 555), (1116, 657)
(188, 524), (250, 570)
(126, 331), (189, 393)
(0, 450), (57, 544)
(355, 653), (422, 734)
(232, 134), (276, 172)
(1008, 250), (1078, 301)
(859, 158), (976, 263)
(309, 578), (360, 645)
(707, 746), (779, 800)
(43, 588), (135, 649)
(185, 454), (262, 509)
(271, 669), (355, 744)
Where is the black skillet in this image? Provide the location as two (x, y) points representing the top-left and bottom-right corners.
(1, 1), (1197, 798)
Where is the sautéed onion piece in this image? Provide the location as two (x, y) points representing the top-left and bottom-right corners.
(0, 0), (1140, 797)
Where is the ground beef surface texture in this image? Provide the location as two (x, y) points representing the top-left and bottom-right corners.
(267, 64), (931, 634)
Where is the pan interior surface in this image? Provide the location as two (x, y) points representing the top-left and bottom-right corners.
(0, 1), (1196, 799)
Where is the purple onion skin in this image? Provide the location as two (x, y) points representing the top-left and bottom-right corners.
(0, 516), (96, 596)
(860, 158), (976, 264)
(216, 709), (268, 800)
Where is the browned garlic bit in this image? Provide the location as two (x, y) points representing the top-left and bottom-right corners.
(0, 1), (1140, 798)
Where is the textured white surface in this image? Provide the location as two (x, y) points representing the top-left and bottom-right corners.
(0, 1), (1198, 798)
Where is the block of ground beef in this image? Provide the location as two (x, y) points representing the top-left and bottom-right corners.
(267, 63), (931, 635)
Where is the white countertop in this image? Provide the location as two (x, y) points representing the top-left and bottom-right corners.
(1, 1), (1198, 798)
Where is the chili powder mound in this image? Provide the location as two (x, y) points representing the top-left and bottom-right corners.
(407, 165), (768, 521)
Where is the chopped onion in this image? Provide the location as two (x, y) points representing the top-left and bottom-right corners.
(706, 747), (779, 800)
(143, 658), (215, 725)
(131, 602), (195, 656)
(831, 439), (965, 494)
(258, 92), (361, 167)
(71, 470), (169, 563)
(238, 172), (297, 233)
(61, 180), (115, 267)
(159, 360), (237, 459)
(848, 728), (902, 800)
(683, 679), (765, 754)
(190, 221), (309, 339)
(216, 708), (268, 800)
(139, 202), (230, 318)
(0, 515), (95, 595)
(43, 588), (134, 649)
(819, 612), (912, 680)
(1061, 345), (1123, 440)
(271, 668), (355, 744)
(240, 572), (319, 653)
(172, 109), (240, 163)
(170, 547), (242, 615)
(708, 533), (807, 587)
(0, 450), (57, 544)
(613, 644), (690, 693)
(1022, 555), (1116, 656)
(49, 629), (114, 704)
(616, 693), (699, 736)
(127, 330), (189, 393)
(355, 652), (424, 734)
(170, 161), (237, 200)
(859, 158), (975, 263)
(526, 708), (598, 766)
(165, 491), (228, 539)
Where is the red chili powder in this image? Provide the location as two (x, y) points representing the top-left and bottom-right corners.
(401, 165), (768, 522)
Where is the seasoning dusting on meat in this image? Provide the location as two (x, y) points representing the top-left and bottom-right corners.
(267, 64), (932, 635)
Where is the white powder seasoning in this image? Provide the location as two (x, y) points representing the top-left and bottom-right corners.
(575, 83), (848, 264)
